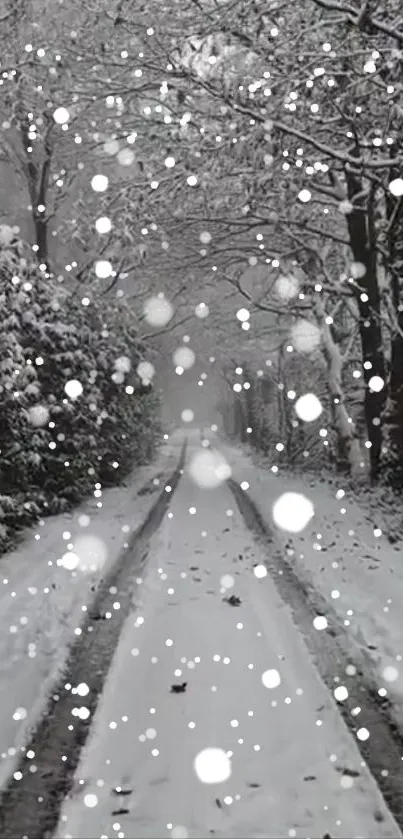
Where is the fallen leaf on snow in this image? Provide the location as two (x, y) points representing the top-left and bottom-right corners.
(336, 767), (360, 778)
(170, 682), (187, 694)
(223, 595), (242, 607)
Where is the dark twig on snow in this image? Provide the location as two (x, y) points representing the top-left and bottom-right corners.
(170, 682), (187, 693)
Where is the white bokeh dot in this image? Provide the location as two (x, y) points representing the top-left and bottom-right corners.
(91, 174), (108, 192)
(188, 450), (231, 489)
(334, 685), (348, 702)
(64, 379), (83, 400)
(261, 669), (281, 689)
(143, 296), (174, 327)
(295, 393), (323, 422)
(254, 565), (267, 579)
(173, 347), (196, 370)
(181, 409), (194, 423)
(383, 665), (398, 683)
(313, 615), (328, 631)
(220, 574), (235, 590)
(272, 492), (314, 533)
(194, 748), (231, 784)
(53, 107), (70, 125)
(368, 375), (384, 393)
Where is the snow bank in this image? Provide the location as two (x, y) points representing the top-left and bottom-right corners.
(0, 437), (180, 791)
(223, 442), (403, 720)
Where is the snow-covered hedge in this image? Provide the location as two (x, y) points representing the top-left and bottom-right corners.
(0, 227), (161, 553)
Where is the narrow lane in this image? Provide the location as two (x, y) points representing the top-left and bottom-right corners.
(57, 448), (399, 839)
(0, 447), (186, 839)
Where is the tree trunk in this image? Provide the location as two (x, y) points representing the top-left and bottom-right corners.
(315, 298), (365, 480)
(382, 177), (403, 486)
(33, 213), (49, 268)
(17, 95), (53, 273)
(345, 167), (385, 481)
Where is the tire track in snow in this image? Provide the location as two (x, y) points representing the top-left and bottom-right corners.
(0, 442), (186, 839)
(229, 476), (403, 834)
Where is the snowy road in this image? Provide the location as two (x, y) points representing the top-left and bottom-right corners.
(57, 442), (399, 839)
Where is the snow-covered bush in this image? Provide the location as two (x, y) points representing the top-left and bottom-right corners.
(0, 228), (161, 550)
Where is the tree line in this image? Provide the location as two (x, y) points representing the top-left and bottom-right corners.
(1, 0), (403, 490)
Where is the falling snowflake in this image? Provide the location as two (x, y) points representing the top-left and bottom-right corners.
(95, 217), (112, 234)
(143, 296), (174, 327)
(350, 261), (366, 280)
(188, 450), (231, 489)
(60, 551), (80, 571)
(91, 174), (109, 192)
(236, 308), (250, 323)
(28, 405), (50, 427)
(173, 347), (195, 370)
(53, 107), (70, 125)
(84, 793), (98, 808)
(389, 178), (403, 197)
(137, 361), (155, 382)
(363, 60), (376, 74)
(117, 148), (135, 166)
(64, 380), (83, 399)
(261, 669), (281, 689)
(291, 320), (321, 353)
(95, 260), (113, 279)
(12, 707), (27, 721)
(295, 393), (322, 422)
(195, 302), (209, 319)
(313, 615), (328, 631)
(382, 666), (398, 683)
(368, 375), (384, 392)
(181, 409), (194, 423)
(73, 535), (108, 572)
(275, 274), (299, 301)
(334, 686), (348, 702)
(194, 748), (231, 783)
(272, 492), (314, 533)
(298, 189), (311, 203)
(220, 574), (235, 589)
(104, 139), (120, 155)
(115, 356), (131, 374)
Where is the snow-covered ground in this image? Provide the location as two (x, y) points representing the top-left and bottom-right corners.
(222, 441), (403, 718)
(56, 437), (399, 839)
(0, 437), (181, 791)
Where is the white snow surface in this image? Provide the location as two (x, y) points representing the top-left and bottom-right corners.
(57, 435), (399, 839)
(0, 437), (180, 790)
(222, 440), (403, 719)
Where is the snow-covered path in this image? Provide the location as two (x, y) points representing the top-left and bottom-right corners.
(57, 443), (399, 839)
(0, 436), (181, 793)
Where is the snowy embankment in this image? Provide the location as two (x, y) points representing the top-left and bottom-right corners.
(56, 437), (399, 839)
(224, 442), (403, 718)
(0, 436), (181, 791)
